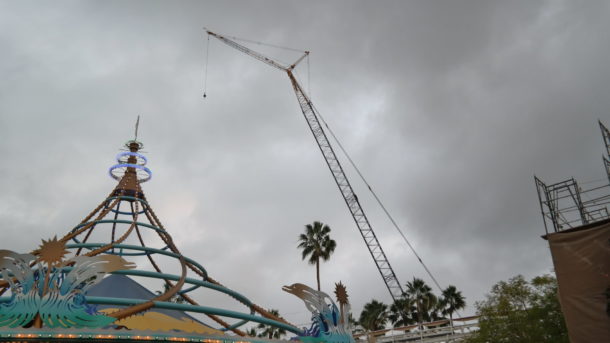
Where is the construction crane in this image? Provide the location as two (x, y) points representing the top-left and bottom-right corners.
(205, 29), (405, 302)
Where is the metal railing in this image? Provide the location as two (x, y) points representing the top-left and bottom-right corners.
(355, 317), (479, 343)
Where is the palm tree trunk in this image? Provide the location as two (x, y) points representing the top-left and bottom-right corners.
(316, 259), (320, 291)
(417, 303), (423, 340)
(449, 313), (454, 335)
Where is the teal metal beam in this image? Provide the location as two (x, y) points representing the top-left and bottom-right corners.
(105, 196), (150, 205)
(105, 269), (253, 308)
(65, 243), (208, 279)
(62, 245), (260, 330)
(86, 297), (302, 335)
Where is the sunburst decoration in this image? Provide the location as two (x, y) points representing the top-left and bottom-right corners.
(36, 236), (70, 266)
(334, 281), (349, 305)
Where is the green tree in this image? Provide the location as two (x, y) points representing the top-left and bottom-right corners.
(439, 285), (466, 332)
(297, 221), (337, 291)
(256, 309), (286, 339)
(359, 300), (388, 332)
(405, 278), (437, 331)
(465, 274), (568, 343)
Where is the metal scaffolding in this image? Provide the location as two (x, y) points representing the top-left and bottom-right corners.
(535, 121), (610, 234)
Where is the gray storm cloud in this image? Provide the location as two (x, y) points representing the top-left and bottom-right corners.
(1, 0), (609, 325)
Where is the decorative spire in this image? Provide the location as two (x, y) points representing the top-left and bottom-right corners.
(0, 137), (305, 340)
(108, 140), (151, 199)
(134, 115), (140, 142)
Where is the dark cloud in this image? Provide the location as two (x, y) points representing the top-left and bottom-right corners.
(1, 0), (609, 327)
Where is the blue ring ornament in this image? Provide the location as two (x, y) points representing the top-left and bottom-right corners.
(116, 151), (148, 165)
(108, 163), (152, 182)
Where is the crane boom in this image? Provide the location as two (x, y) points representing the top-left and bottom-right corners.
(206, 30), (302, 72)
(207, 30), (405, 301)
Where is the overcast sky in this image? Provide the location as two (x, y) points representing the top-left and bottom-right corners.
(1, 0), (610, 329)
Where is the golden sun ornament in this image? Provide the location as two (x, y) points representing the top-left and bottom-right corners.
(36, 236), (69, 266)
(334, 281), (349, 305)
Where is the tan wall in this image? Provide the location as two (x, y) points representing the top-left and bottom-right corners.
(548, 222), (610, 342)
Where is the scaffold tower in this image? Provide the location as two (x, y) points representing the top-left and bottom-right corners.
(535, 121), (610, 234)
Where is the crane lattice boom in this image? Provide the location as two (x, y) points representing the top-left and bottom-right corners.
(207, 30), (405, 301)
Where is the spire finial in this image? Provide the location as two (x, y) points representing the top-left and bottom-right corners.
(134, 115), (140, 141)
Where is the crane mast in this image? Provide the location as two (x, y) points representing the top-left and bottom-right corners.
(206, 30), (405, 301)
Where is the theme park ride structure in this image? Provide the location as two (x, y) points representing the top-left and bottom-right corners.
(0, 139), (355, 343)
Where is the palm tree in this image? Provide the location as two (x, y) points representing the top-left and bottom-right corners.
(297, 221), (337, 291)
(388, 297), (416, 328)
(430, 300), (445, 322)
(439, 285), (466, 332)
(359, 299), (388, 339)
(405, 278), (437, 332)
(256, 309), (286, 339)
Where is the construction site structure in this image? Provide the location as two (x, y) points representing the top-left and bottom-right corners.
(535, 121), (610, 234)
(534, 120), (610, 342)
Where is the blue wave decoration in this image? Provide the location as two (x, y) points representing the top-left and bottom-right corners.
(282, 283), (355, 343)
(0, 250), (134, 329)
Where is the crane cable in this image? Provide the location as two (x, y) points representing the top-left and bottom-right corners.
(225, 33), (307, 54)
(203, 34), (210, 98)
(204, 31), (307, 97)
(311, 102), (447, 296)
(313, 105), (461, 316)
(307, 54), (311, 99)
